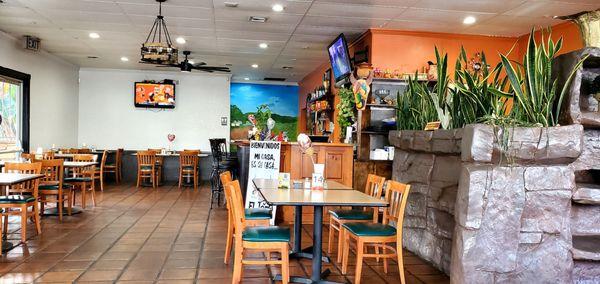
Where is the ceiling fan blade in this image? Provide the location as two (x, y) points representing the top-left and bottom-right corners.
(192, 62), (207, 67)
(192, 66), (230, 72)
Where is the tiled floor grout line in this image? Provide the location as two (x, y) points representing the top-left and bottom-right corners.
(192, 193), (218, 284)
(153, 187), (201, 282)
(68, 184), (179, 283)
(111, 185), (188, 282)
(0, 183), (142, 277)
(30, 183), (162, 282)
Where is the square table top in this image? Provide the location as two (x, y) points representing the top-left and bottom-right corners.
(0, 173), (45, 186)
(252, 178), (388, 207)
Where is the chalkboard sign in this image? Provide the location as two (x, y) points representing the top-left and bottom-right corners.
(245, 141), (281, 224)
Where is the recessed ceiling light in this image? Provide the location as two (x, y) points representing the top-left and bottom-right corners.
(249, 16), (268, 23)
(251, 64), (259, 68)
(463, 16), (476, 25)
(259, 43), (269, 49)
(272, 4), (284, 12)
(244, 77), (250, 81)
(120, 56), (129, 62)
(176, 37), (186, 44)
(89, 32), (100, 39)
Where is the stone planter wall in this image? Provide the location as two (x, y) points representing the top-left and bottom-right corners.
(390, 124), (587, 282)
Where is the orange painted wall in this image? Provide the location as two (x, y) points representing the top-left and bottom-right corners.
(370, 29), (520, 76)
(516, 22), (583, 59)
(297, 23), (584, 135)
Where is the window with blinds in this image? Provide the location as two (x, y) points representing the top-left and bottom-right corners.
(0, 75), (22, 158)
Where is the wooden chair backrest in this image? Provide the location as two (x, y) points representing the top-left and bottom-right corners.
(179, 150), (199, 167)
(220, 171), (234, 223)
(100, 150), (108, 169)
(4, 162), (42, 197)
(116, 148), (124, 166)
(69, 148), (80, 154)
(364, 174), (386, 221)
(21, 152), (35, 161)
(226, 180), (246, 235)
(42, 151), (55, 160)
(74, 154), (94, 162)
(78, 148), (91, 154)
(59, 148), (70, 153)
(41, 159), (64, 186)
(381, 181), (411, 244)
(137, 151), (156, 167)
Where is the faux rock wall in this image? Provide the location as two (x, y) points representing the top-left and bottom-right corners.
(390, 124), (585, 282)
(389, 129), (463, 274)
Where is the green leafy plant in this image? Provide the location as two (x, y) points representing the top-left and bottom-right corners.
(336, 87), (355, 137)
(500, 28), (587, 127)
(397, 73), (437, 130)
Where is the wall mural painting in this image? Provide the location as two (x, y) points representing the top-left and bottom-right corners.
(230, 83), (298, 142)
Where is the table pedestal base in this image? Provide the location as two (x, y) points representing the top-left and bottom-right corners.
(43, 207), (83, 216)
(273, 269), (344, 284)
(290, 247), (330, 263)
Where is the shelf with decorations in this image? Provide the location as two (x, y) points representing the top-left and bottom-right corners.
(306, 69), (334, 138)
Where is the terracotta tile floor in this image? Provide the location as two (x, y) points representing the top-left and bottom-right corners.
(0, 183), (449, 283)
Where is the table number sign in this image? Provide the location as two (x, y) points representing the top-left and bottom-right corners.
(246, 141), (281, 224)
(424, 121), (441, 131)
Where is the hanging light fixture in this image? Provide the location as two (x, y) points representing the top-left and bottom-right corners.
(140, 0), (178, 65)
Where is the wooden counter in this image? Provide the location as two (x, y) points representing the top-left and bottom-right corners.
(234, 141), (354, 224)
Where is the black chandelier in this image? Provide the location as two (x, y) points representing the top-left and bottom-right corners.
(140, 0), (178, 65)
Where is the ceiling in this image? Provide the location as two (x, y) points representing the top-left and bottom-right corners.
(0, 0), (598, 82)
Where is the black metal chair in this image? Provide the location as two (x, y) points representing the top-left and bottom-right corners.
(209, 138), (238, 208)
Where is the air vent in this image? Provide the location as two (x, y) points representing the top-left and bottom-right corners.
(249, 16), (268, 23)
(225, 63), (233, 67)
(264, 77), (286, 81)
(224, 2), (238, 8)
(87, 56), (99, 59)
(282, 66), (293, 70)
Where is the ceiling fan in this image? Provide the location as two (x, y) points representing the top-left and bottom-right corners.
(157, 51), (230, 73)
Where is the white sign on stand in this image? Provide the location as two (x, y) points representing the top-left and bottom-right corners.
(246, 141), (281, 224)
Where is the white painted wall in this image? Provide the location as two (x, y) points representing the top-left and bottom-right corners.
(78, 68), (230, 151)
(0, 31), (79, 149)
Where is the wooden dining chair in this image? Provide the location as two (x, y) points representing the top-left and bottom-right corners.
(39, 159), (72, 221)
(329, 174), (386, 263)
(137, 151), (157, 188)
(66, 154), (96, 208)
(69, 148), (80, 154)
(92, 150), (108, 191)
(220, 172), (272, 264)
(1, 162), (42, 244)
(20, 152), (35, 162)
(78, 148), (91, 154)
(148, 149), (164, 184)
(341, 180), (411, 284)
(42, 151), (55, 160)
(225, 180), (290, 284)
(179, 150), (199, 189)
(103, 149), (123, 183)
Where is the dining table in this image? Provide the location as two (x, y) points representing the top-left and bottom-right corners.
(252, 178), (388, 284)
(42, 161), (98, 216)
(130, 152), (209, 157)
(0, 173), (45, 252)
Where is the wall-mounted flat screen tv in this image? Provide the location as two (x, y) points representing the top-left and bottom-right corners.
(134, 82), (175, 108)
(327, 33), (352, 87)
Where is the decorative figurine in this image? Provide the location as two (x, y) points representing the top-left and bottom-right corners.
(350, 62), (374, 110)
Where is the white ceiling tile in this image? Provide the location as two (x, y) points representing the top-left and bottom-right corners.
(397, 8), (496, 24)
(19, 0), (123, 13)
(503, 1), (600, 17)
(216, 30), (290, 42)
(216, 20), (296, 33)
(117, 2), (213, 19)
(214, 8), (304, 25)
(314, 0), (417, 6)
(307, 2), (407, 19)
(212, 0), (312, 14)
(412, 0), (527, 13)
(300, 16), (388, 29)
(384, 20), (465, 33)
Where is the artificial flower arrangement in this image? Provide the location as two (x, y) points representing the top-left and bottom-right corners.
(297, 133), (325, 190)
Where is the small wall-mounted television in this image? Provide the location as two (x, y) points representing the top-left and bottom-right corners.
(134, 82), (175, 108)
(327, 33), (352, 87)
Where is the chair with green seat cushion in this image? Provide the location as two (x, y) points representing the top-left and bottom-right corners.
(40, 159), (72, 221)
(242, 226), (290, 242)
(64, 177), (93, 183)
(341, 181), (411, 284)
(39, 183), (74, 190)
(244, 208), (272, 220)
(342, 222), (396, 237)
(328, 174), (386, 263)
(330, 209), (373, 220)
(0, 195), (36, 203)
(225, 180), (290, 284)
